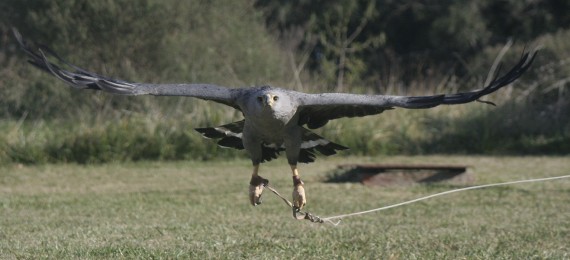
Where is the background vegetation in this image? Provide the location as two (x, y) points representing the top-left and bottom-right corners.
(1, 0), (569, 164)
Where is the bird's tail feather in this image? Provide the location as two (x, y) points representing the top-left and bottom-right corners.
(195, 121), (347, 163)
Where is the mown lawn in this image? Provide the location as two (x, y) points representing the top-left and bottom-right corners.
(1, 156), (569, 259)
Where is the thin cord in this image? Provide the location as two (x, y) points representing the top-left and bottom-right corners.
(266, 185), (329, 223)
(320, 174), (570, 226)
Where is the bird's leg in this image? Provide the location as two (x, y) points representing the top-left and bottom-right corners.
(290, 164), (306, 209)
(249, 164), (268, 206)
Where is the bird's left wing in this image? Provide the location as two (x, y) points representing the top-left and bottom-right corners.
(295, 50), (537, 129)
(14, 29), (240, 110)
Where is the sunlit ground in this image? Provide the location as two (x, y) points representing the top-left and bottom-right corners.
(1, 156), (569, 258)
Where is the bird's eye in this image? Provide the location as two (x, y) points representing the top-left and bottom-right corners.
(273, 96), (279, 101)
(257, 96), (263, 102)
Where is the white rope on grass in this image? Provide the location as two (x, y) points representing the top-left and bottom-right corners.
(266, 174), (570, 225)
(319, 174), (570, 226)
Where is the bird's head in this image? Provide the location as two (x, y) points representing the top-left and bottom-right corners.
(250, 88), (296, 122)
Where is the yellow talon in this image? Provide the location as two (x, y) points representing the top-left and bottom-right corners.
(292, 175), (306, 209)
(249, 175), (268, 206)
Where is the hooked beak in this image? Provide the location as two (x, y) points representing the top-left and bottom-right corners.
(263, 94), (274, 107)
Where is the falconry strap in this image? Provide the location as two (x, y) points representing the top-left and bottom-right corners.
(264, 185), (327, 223)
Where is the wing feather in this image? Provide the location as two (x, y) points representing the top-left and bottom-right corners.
(295, 50), (536, 129)
(14, 29), (240, 110)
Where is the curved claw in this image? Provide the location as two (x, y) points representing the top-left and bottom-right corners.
(249, 175), (269, 206)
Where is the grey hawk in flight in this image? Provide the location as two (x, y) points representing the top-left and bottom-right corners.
(14, 30), (536, 210)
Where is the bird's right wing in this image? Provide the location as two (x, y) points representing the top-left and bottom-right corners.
(14, 29), (240, 110)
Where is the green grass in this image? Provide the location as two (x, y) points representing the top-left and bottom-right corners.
(1, 156), (569, 258)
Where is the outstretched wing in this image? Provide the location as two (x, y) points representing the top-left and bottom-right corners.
(295, 51), (537, 129)
(13, 29), (240, 110)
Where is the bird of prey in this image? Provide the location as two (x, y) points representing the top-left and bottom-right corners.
(14, 29), (536, 210)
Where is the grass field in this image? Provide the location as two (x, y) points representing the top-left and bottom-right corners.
(1, 156), (569, 259)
